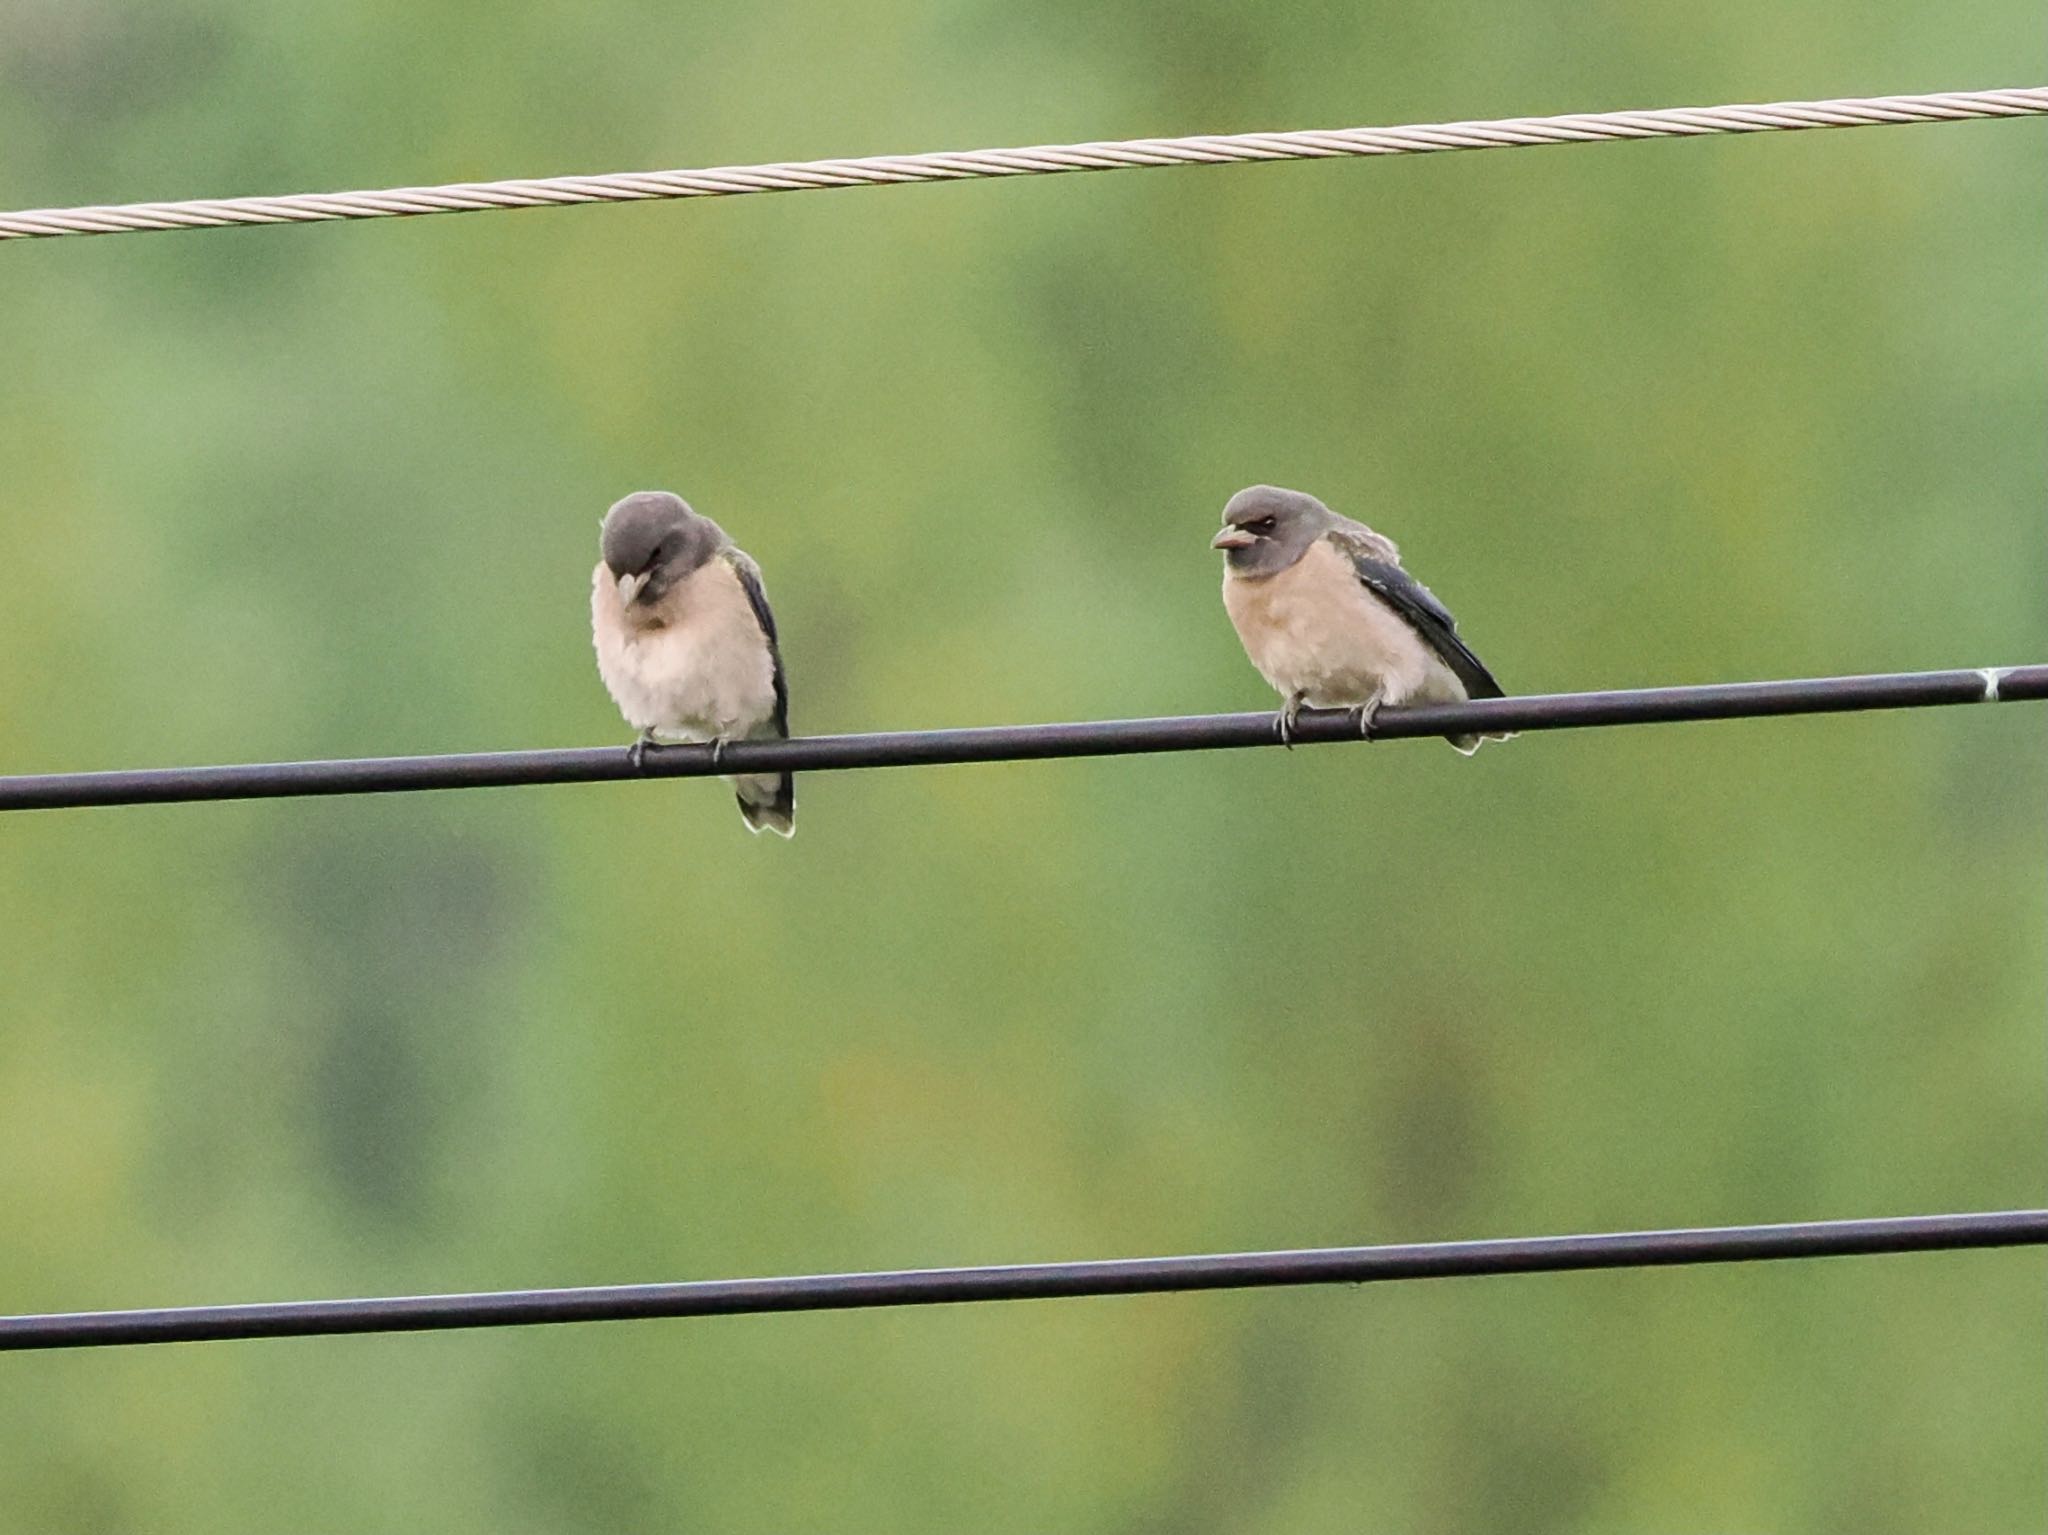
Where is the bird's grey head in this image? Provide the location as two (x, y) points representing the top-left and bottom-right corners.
(1211, 485), (1337, 577)
(600, 491), (723, 607)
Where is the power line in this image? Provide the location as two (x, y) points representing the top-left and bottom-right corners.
(6, 1209), (2041, 1351)
(2, 665), (2040, 814)
(3, 87), (2043, 243)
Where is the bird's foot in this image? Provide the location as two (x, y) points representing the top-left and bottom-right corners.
(1352, 692), (1384, 741)
(628, 732), (658, 772)
(709, 736), (731, 767)
(1278, 693), (1306, 750)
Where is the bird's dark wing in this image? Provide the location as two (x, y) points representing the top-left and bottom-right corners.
(1338, 540), (1504, 699)
(725, 550), (790, 736)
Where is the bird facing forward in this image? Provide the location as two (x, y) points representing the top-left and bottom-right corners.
(1213, 485), (1508, 754)
(592, 491), (795, 835)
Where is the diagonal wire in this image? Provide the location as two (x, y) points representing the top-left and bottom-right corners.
(5, 1210), (2043, 1350)
(2, 87), (2044, 242)
(0, 665), (2042, 813)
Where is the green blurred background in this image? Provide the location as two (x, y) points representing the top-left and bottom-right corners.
(1, 3), (2043, 1529)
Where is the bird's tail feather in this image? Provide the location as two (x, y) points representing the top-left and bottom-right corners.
(1447, 731), (1514, 755)
(1447, 673), (1512, 755)
(733, 771), (795, 837)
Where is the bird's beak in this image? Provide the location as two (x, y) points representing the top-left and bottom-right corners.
(1212, 527), (1255, 550)
(616, 571), (648, 605)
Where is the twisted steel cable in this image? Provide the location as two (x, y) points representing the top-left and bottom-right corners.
(2, 87), (2043, 242)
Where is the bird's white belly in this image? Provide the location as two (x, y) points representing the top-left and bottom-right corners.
(1223, 539), (1466, 709)
(592, 563), (777, 740)
(605, 629), (770, 739)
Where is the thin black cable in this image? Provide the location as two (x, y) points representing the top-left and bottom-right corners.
(2, 665), (2043, 813)
(5, 1210), (2044, 1351)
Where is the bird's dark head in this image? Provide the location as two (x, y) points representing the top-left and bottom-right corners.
(1212, 484), (1334, 577)
(600, 491), (723, 607)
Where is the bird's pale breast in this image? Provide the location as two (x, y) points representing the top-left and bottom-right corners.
(591, 557), (779, 740)
(1222, 537), (1466, 709)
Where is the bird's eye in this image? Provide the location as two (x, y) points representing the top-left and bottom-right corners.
(1248, 517), (1277, 534)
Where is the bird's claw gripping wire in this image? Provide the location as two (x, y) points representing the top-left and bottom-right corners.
(631, 734), (731, 771)
(1278, 693), (1306, 749)
(1353, 691), (1384, 741)
(1281, 691), (1384, 746)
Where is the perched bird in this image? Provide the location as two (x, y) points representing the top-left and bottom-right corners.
(591, 491), (795, 835)
(1213, 484), (1508, 754)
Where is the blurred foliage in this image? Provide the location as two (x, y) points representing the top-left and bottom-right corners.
(0, 3), (2044, 1530)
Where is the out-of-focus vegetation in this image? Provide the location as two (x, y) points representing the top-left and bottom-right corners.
(0, 4), (2042, 1529)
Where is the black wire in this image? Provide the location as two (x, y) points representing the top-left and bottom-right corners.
(5, 1210), (2043, 1351)
(2, 665), (2042, 813)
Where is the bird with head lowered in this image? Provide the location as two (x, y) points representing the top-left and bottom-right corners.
(1213, 484), (1509, 754)
(591, 491), (795, 835)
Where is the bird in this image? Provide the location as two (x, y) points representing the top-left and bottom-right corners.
(1212, 484), (1509, 754)
(591, 491), (795, 835)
